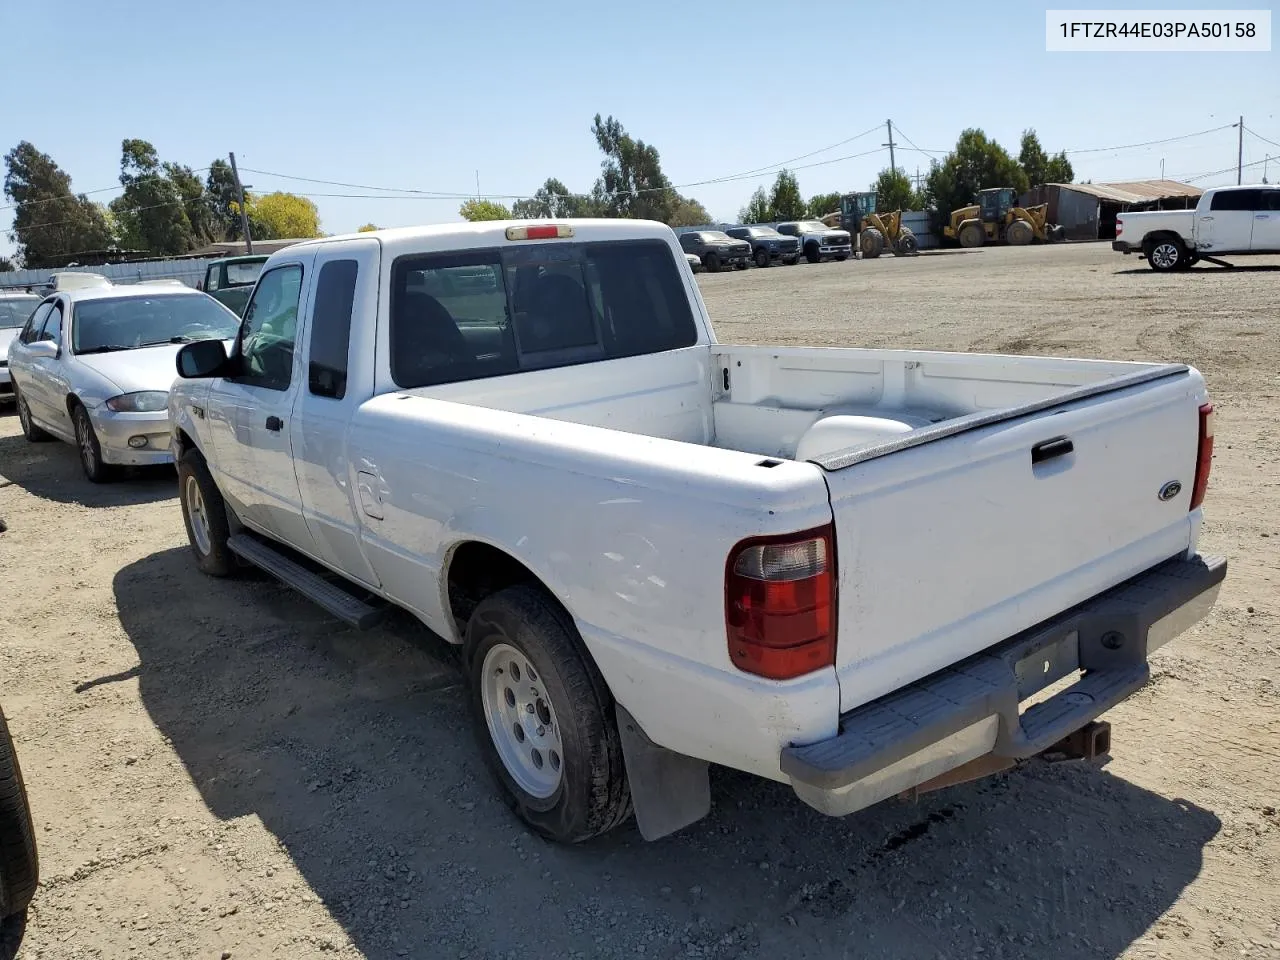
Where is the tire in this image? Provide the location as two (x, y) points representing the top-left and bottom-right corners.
(72, 403), (116, 484)
(1144, 238), (1184, 272)
(804, 243), (821, 264)
(178, 448), (236, 577)
(465, 585), (632, 843)
(1006, 219), (1034, 246)
(703, 252), (720, 273)
(895, 229), (919, 256)
(782, 256), (799, 266)
(959, 223), (985, 248)
(860, 227), (885, 259)
(0, 706), (38, 923)
(734, 261), (748, 270)
(14, 390), (50, 443)
(753, 247), (770, 268)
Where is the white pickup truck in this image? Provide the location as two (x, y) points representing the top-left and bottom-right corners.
(1114, 183), (1280, 271)
(168, 219), (1225, 844)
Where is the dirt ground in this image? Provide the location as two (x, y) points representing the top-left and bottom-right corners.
(1, 242), (1278, 960)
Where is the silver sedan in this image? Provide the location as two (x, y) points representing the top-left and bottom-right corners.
(6, 282), (240, 482)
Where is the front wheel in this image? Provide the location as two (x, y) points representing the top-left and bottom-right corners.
(178, 449), (236, 577)
(0, 706), (38, 925)
(754, 248), (770, 268)
(804, 243), (821, 264)
(72, 404), (115, 484)
(466, 585), (632, 843)
(702, 252), (721, 273)
(1144, 238), (1184, 272)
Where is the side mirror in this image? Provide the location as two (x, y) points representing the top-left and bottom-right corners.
(26, 340), (58, 360)
(176, 338), (230, 378)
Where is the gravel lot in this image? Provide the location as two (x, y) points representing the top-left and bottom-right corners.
(1, 242), (1278, 960)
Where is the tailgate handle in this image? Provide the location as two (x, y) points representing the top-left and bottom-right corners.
(1031, 436), (1074, 464)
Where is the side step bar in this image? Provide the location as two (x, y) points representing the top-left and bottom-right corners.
(227, 534), (388, 630)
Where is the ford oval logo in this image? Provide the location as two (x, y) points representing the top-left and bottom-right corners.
(1158, 480), (1183, 502)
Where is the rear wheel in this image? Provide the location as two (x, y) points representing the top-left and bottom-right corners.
(959, 223), (985, 248)
(0, 706), (39, 924)
(1144, 238), (1184, 272)
(754, 247), (770, 268)
(72, 403), (115, 484)
(14, 390), (50, 443)
(465, 585), (632, 843)
(703, 252), (721, 273)
(1006, 219), (1034, 246)
(860, 228), (884, 259)
(804, 243), (821, 264)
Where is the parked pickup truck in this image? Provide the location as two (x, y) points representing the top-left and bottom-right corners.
(199, 255), (269, 315)
(1114, 184), (1280, 271)
(774, 220), (854, 263)
(169, 218), (1225, 844)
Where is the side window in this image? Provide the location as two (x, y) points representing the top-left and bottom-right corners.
(20, 303), (52, 344)
(205, 266), (220, 292)
(308, 259), (358, 399)
(238, 264), (303, 390)
(1261, 190), (1280, 212)
(1210, 190), (1259, 211)
(39, 303), (64, 347)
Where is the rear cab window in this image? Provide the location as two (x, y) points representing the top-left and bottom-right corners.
(389, 239), (698, 389)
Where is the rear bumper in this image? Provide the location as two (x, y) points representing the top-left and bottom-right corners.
(781, 553), (1226, 816)
(1113, 240), (1139, 254)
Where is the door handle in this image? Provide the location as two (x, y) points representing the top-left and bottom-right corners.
(1199, 216), (1213, 221)
(265, 415), (283, 432)
(1031, 436), (1074, 464)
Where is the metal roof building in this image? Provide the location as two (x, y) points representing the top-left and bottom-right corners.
(1022, 180), (1203, 241)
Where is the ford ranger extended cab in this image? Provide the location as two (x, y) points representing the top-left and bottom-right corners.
(168, 219), (1225, 844)
(1114, 184), (1280, 271)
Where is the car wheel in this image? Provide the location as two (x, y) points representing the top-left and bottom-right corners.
(804, 243), (821, 264)
(178, 448), (237, 577)
(754, 248), (770, 268)
(72, 403), (115, 484)
(703, 252), (721, 273)
(0, 705), (39, 925)
(465, 584), (632, 843)
(14, 391), (51, 443)
(1144, 238), (1184, 272)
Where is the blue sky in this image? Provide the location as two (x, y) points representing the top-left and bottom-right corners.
(2, 0), (1276, 257)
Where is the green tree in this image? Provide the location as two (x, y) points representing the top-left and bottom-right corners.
(111, 139), (194, 255)
(667, 196), (711, 227)
(205, 159), (242, 240)
(924, 128), (1028, 217)
(253, 192), (322, 237)
(164, 162), (216, 247)
(357, 223), (378, 232)
(739, 186), (773, 224)
(0, 256), (13, 271)
(768, 170), (806, 221)
(590, 114), (677, 222)
(459, 198), (512, 221)
(1043, 151), (1074, 184)
(3, 141), (114, 267)
(512, 177), (602, 219)
(1018, 129), (1074, 187)
(806, 191), (842, 219)
(871, 167), (922, 212)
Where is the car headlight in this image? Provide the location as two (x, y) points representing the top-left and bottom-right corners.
(105, 391), (169, 412)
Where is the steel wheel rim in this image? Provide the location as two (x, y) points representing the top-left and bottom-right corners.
(480, 642), (563, 798)
(76, 412), (94, 471)
(185, 475), (212, 555)
(1152, 243), (1180, 268)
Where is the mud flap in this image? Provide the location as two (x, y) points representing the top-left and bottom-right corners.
(616, 705), (710, 841)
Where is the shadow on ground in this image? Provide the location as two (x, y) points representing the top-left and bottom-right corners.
(1115, 264), (1280, 275)
(110, 547), (1220, 960)
(0, 430), (175, 508)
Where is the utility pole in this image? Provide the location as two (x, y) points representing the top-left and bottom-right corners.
(1237, 116), (1244, 185)
(1265, 155), (1271, 184)
(229, 151), (253, 255)
(1160, 158), (1165, 180)
(884, 119), (897, 174)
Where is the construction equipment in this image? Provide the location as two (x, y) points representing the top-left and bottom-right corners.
(824, 192), (919, 258)
(943, 187), (1067, 248)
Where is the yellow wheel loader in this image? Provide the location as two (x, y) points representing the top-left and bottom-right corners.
(830, 192), (919, 259)
(943, 188), (1066, 248)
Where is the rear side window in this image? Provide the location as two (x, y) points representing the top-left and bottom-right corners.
(308, 259), (358, 399)
(390, 239), (698, 389)
(1262, 190), (1280, 212)
(1210, 189), (1260, 211)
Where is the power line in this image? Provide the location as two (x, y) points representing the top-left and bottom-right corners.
(1244, 126), (1280, 150)
(889, 126), (941, 159)
(1064, 123), (1234, 155)
(699, 123), (884, 183)
(0, 168), (212, 213)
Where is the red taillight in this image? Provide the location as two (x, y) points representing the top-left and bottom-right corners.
(505, 224), (573, 241)
(1116, 220), (1124, 237)
(1190, 402), (1214, 510)
(725, 525), (836, 680)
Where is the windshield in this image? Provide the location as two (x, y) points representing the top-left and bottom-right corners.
(701, 231), (733, 242)
(72, 294), (241, 354)
(224, 260), (264, 286)
(0, 296), (39, 329)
